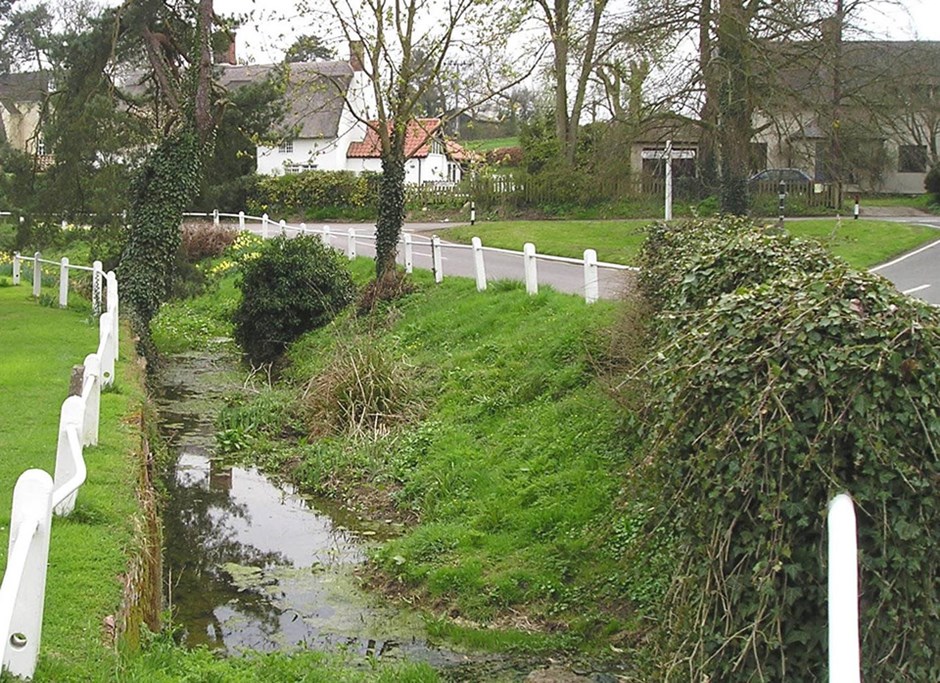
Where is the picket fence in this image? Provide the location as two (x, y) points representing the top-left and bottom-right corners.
(1, 253), (118, 679)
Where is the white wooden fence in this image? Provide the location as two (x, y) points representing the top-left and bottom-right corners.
(185, 211), (636, 304)
(0, 256), (118, 679)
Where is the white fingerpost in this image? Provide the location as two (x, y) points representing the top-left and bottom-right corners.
(238, 211), (245, 231)
(32, 252), (41, 298)
(106, 271), (119, 360)
(279, 219), (287, 235)
(59, 258), (69, 308)
(523, 242), (538, 295)
(431, 235), (443, 283)
(347, 228), (357, 259)
(81, 353), (101, 447)
(212, 209), (220, 226)
(584, 249), (599, 304)
(403, 233), (414, 273)
(92, 260), (103, 317)
(0, 469), (54, 680)
(665, 139), (673, 221)
(12, 252), (20, 285)
(262, 213), (270, 239)
(472, 237), (487, 291)
(828, 493), (861, 683)
(52, 396), (87, 517)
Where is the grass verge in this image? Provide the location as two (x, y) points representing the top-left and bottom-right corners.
(0, 285), (143, 681)
(437, 217), (938, 269)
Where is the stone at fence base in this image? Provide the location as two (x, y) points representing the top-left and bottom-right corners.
(69, 366), (84, 397)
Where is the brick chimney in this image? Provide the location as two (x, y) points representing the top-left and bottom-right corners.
(349, 41), (364, 71)
(214, 32), (237, 65)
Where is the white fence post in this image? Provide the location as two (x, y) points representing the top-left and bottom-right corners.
(403, 234), (414, 274)
(472, 237), (487, 291)
(262, 213), (270, 239)
(828, 493), (861, 683)
(347, 228), (357, 259)
(52, 396), (86, 517)
(212, 209), (220, 226)
(32, 252), (41, 298)
(431, 235), (443, 283)
(583, 249), (599, 304)
(300, 222), (307, 235)
(0, 469), (54, 680)
(106, 272), (119, 361)
(323, 225), (331, 247)
(279, 219), (287, 235)
(92, 260), (103, 317)
(97, 312), (116, 386)
(81, 354), (101, 447)
(238, 211), (245, 231)
(58, 258), (69, 308)
(11, 252), (20, 285)
(523, 242), (538, 295)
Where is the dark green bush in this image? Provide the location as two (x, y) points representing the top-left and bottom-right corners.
(233, 235), (355, 365)
(925, 161), (940, 201)
(631, 218), (939, 682)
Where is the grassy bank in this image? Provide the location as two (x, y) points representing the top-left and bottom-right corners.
(0, 285), (143, 680)
(439, 217), (938, 269)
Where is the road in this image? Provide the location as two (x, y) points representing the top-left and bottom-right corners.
(234, 215), (940, 306)
(869, 215), (940, 306)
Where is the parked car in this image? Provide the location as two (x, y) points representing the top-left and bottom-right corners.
(748, 168), (813, 187)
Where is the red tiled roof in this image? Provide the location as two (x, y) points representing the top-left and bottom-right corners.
(347, 118), (443, 159)
(445, 140), (483, 163)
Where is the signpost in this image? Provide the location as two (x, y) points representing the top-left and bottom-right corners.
(641, 142), (696, 221)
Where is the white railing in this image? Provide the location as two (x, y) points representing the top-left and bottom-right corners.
(185, 210), (637, 304)
(0, 263), (119, 679)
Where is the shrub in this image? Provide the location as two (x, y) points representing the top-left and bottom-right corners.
(233, 235), (354, 365)
(631, 218), (939, 682)
(247, 170), (377, 218)
(179, 222), (238, 262)
(925, 161), (940, 200)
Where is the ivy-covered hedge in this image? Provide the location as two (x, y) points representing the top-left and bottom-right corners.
(247, 170), (379, 220)
(633, 218), (938, 681)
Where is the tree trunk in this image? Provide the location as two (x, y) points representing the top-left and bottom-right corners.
(717, 0), (750, 215)
(698, 0), (719, 191)
(375, 142), (406, 279)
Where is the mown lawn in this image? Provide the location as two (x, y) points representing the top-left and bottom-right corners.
(461, 136), (519, 152)
(0, 284), (143, 681)
(440, 217), (939, 269)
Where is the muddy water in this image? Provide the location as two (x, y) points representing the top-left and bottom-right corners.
(152, 351), (551, 678)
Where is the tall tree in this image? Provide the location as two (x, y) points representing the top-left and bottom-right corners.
(319, 0), (532, 283)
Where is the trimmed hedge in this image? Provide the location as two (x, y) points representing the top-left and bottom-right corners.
(632, 218), (939, 681)
(247, 170), (379, 220)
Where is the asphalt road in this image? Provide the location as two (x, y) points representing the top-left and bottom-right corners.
(233, 215), (940, 306)
(869, 216), (940, 306)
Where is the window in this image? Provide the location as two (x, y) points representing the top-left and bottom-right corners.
(278, 140), (294, 154)
(36, 136), (46, 156)
(898, 145), (927, 173)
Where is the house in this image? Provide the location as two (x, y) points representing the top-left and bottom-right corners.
(0, 71), (50, 162)
(753, 39), (940, 194)
(346, 118), (464, 184)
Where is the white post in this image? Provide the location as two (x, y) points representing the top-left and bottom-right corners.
(472, 237), (487, 291)
(58, 258), (69, 308)
(584, 249), (599, 304)
(97, 312), (116, 386)
(431, 235), (443, 283)
(92, 260), (103, 317)
(828, 493), (861, 683)
(32, 252), (41, 298)
(81, 353), (101, 447)
(665, 139), (673, 221)
(212, 209), (220, 226)
(0, 469), (54, 680)
(403, 234), (414, 274)
(238, 211), (245, 231)
(347, 228), (357, 259)
(279, 219), (287, 235)
(106, 272), (119, 361)
(262, 213), (270, 239)
(300, 222), (307, 235)
(323, 225), (331, 247)
(52, 396), (86, 517)
(523, 242), (538, 295)
(12, 252), (20, 285)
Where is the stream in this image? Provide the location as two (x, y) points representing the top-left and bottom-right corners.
(152, 350), (622, 681)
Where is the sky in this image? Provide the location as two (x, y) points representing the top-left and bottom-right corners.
(210, 0), (940, 64)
